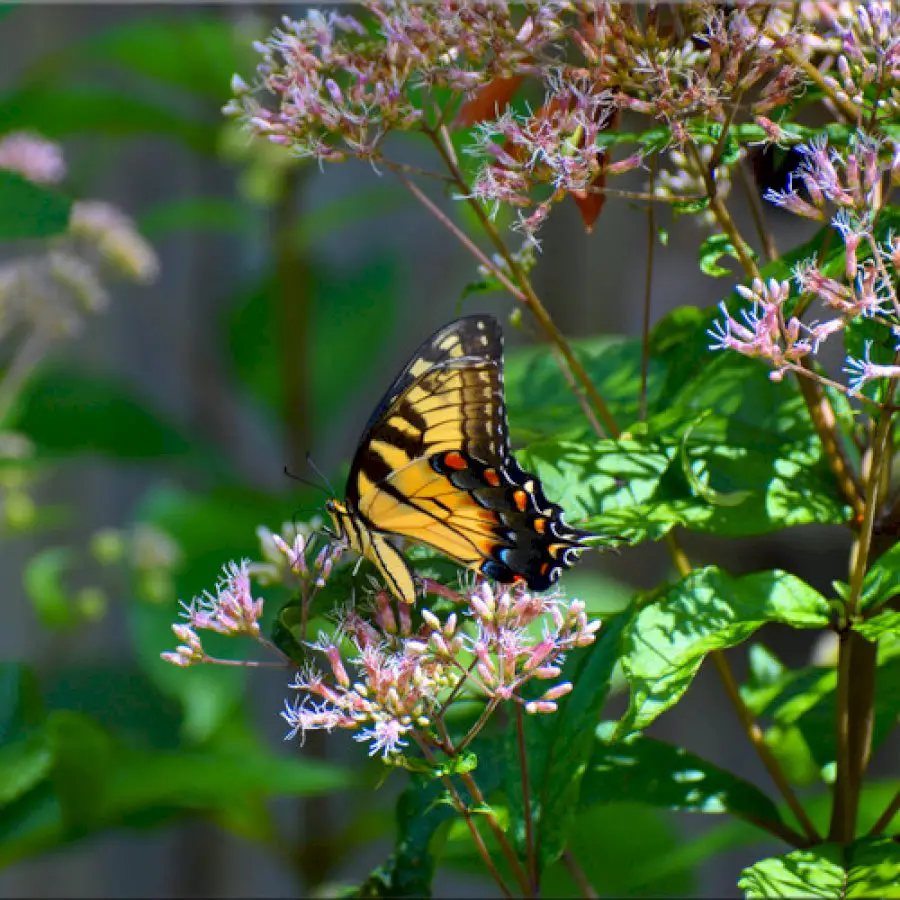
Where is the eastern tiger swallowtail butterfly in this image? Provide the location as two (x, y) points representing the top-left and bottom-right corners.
(325, 314), (590, 604)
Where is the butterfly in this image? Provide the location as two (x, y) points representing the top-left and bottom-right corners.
(325, 314), (590, 604)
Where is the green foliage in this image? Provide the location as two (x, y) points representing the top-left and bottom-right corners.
(739, 839), (900, 899)
(515, 305), (849, 541)
(226, 256), (400, 436)
(0, 171), (70, 239)
(582, 731), (785, 829)
(504, 613), (627, 870)
(699, 233), (745, 278)
(740, 642), (900, 783)
(615, 568), (831, 735)
(0, 85), (215, 154)
(8, 366), (222, 468)
(3, 6), (900, 899)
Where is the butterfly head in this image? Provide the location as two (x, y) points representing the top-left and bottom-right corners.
(324, 498), (364, 554)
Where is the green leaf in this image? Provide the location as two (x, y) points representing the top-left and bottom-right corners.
(0, 84), (215, 154)
(854, 609), (900, 642)
(699, 233), (743, 278)
(582, 732), (785, 831)
(0, 733), (52, 808)
(8, 366), (222, 469)
(740, 647), (900, 782)
(45, 709), (350, 837)
(22, 547), (75, 630)
(139, 197), (257, 239)
(42, 664), (182, 751)
(505, 613), (627, 870)
(370, 734), (506, 898)
(861, 543), (900, 611)
(739, 839), (900, 899)
(444, 800), (696, 899)
(505, 336), (662, 444)
(739, 844), (846, 898)
(514, 298), (849, 545)
(46, 711), (116, 832)
(0, 171), (70, 239)
(846, 838), (900, 898)
(616, 568), (831, 735)
(56, 16), (255, 101)
(636, 781), (899, 895)
(0, 663), (44, 743)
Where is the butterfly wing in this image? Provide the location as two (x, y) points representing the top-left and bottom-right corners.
(344, 314), (589, 598)
(347, 314), (508, 509)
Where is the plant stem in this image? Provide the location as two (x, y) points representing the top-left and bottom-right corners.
(455, 696), (501, 753)
(779, 44), (862, 123)
(562, 849), (598, 899)
(459, 767), (534, 896)
(424, 128), (621, 437)
(274, 166), (312, 471)
(414, 736), (516, 898)
(737, 158), (779, 263)
(831, 393), (895, 842)
(0, 327), (49, 427)
(640, 157), (656, 421)
(515, 705), (539, 893)
(433, 721), (534, 895)
(665, 526), (817, 845)
(201, 654), (291, 668)
(870, 788), (900, 836)
(710, 650), (820, 843)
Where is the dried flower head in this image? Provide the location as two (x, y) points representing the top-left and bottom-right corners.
(69, 201), (159, 284)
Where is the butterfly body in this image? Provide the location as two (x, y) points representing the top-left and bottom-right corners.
(326, 315), (589, 604)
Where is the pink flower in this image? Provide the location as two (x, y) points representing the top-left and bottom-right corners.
(0, 132), (66, 184)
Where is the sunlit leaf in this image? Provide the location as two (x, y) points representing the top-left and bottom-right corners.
(739, 839), (900, 899)
(582, 732), (784, 830)
(739, 844), (846, 898)
(854, 609), (900, 642)
(616, 568), (830, 734)
(699, 233), (742, 278)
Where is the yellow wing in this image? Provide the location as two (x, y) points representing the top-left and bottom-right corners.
(335, 315), (589, 603)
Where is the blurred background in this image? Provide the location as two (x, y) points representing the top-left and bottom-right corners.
(0, 4), (895, 898)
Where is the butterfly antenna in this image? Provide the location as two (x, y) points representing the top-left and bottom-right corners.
(306, 452), (337, 496)
(283, 465), (330, 498)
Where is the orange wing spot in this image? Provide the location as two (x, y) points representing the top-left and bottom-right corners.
(533, 517), (547, 534)
(443, 451), (468, 470)
(540, 562), (550, 576)
(513, 574), (526, 584)
(484, 468), (501, 487)
(513, 489), (528, 511)
(548, 543), (568, 556)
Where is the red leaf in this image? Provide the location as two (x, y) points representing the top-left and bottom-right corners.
(571, 167), (607, 234)
(455, 76), (525, 127)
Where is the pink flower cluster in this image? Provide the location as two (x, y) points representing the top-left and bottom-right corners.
(161, 560), (266, 666)
(710, 120), (900, 398)
(0, 132), (66, 184)
(284, 580), (600, 760)
(225, 2), (569, 163)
